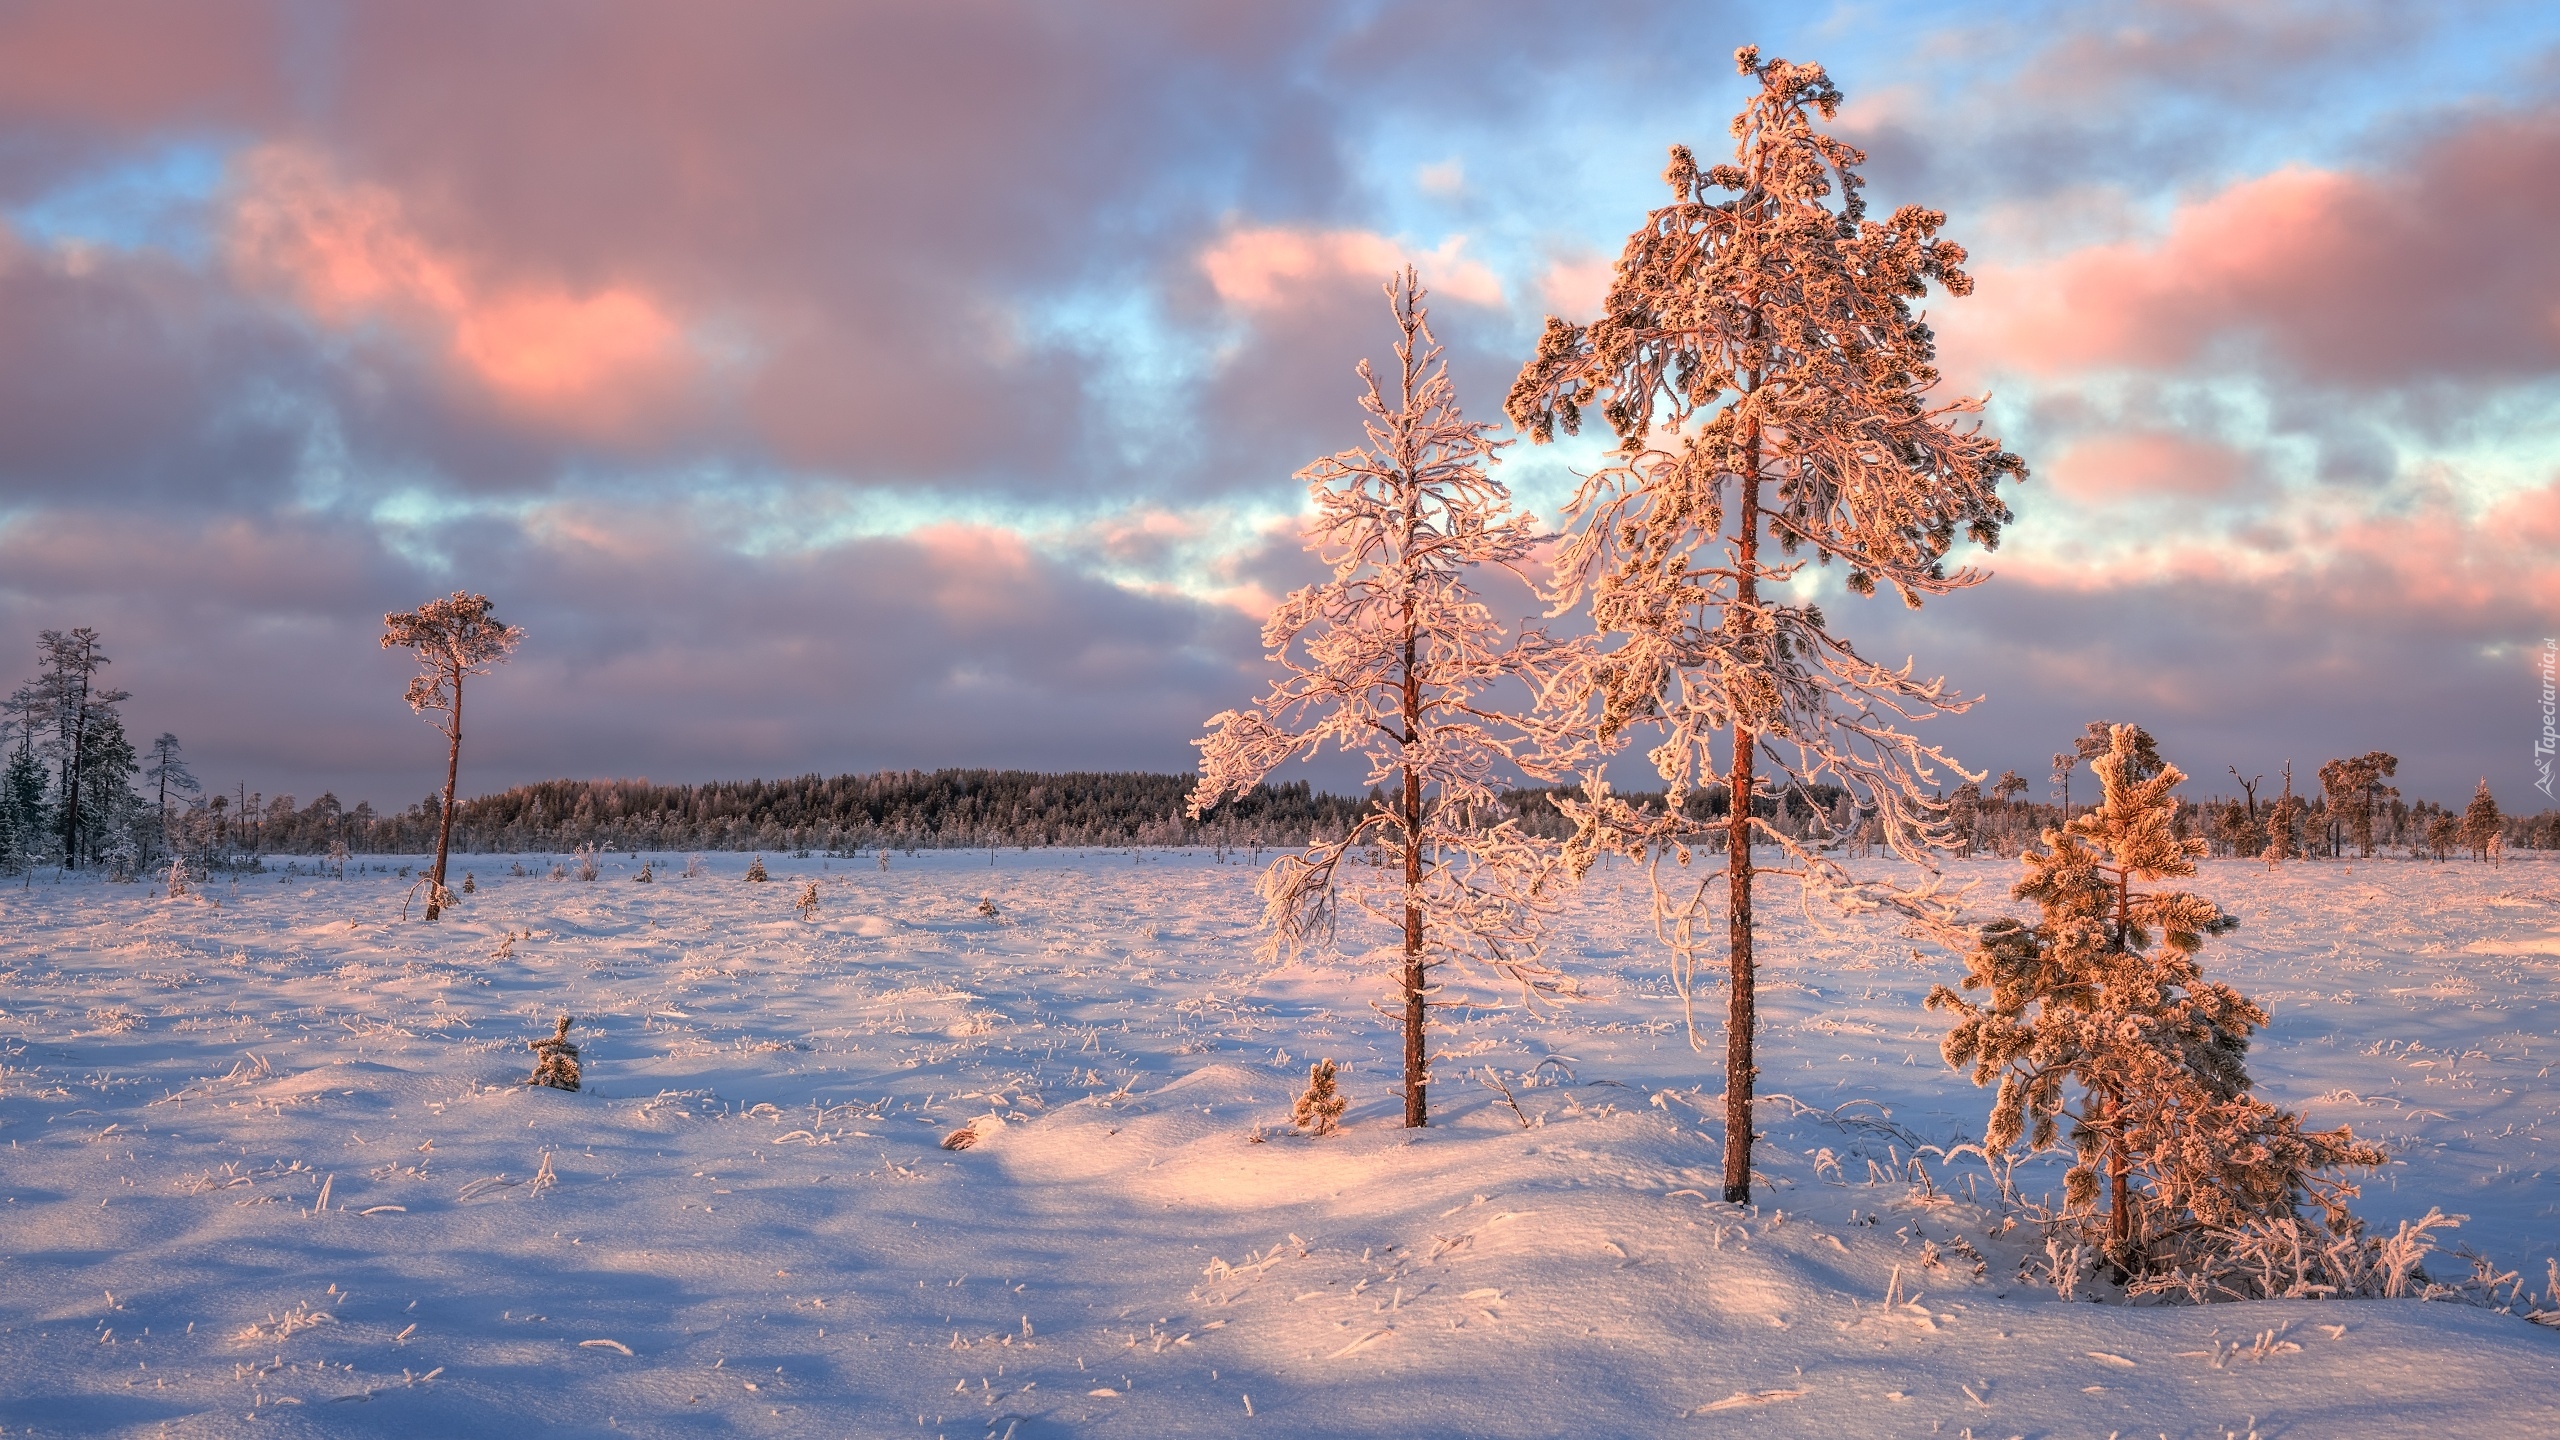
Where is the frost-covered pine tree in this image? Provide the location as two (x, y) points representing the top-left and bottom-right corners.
(2459, 778), (2502, 862)
(1193, 268), (1565, 1128)
(381, 593), (522, 921)
(1929, 726), (2384, 1277)
(1503, 49), (2025, 1201)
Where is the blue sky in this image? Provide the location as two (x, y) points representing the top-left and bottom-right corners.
(3, 0), (2557, 810)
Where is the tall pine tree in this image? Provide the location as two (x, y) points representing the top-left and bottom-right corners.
(1504, 49), (2025, 1200)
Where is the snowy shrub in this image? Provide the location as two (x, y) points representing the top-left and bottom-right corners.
(164, 857), (190, 899)
(1292, 1060), (1346, 1135)
(548, 862), (566, 880)
(526, 1015), (581, 1091)
(574, 844), (600, 882)
(795, 880), (819, 918)
(684, 853), (706, 879)
(461, 871), (475, 894)
(1929, 725), (2385, 1284)
(745, 855), (769, 882)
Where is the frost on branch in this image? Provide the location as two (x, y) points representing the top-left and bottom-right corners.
(1928, 726), (2385, 1287)
(1191, 268), (1570, 1127)
(1503, 48), (2025, 1200)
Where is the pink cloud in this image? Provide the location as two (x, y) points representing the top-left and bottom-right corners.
(2047, 431), (2253, 504)
(1202, 225), (1502, 311)
(226, 145), (689, 427)
(1535, 253), (1612, 320)
(1941, 104), (2560, 388)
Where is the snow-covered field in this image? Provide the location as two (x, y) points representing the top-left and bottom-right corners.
(1, 849), (2554, 1438)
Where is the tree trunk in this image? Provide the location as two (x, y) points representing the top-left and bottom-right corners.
(2107, 1100), (2132, 1260)
(62, 661), (89, 869)
(427, 665), (461, 922)
(1401, 607), (1427, 1128)
(1723, 421), (1764, 1205)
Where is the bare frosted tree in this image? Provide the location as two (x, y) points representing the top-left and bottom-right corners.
(1193, 268), (1565, 1128)
(381, 592), (523, 921)
(1504, 49), (2025, 1201)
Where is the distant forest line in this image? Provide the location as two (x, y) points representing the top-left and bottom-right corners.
(173, 767), (2560, 863)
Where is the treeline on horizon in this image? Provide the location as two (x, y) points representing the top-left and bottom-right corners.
(158, 764), (2560, 864)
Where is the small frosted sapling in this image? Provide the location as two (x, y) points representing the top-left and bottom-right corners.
(635, 860), (653, 883)
(745, 855), (769, 883)
(1293, 1060), (1347, 1135)
(796, 880), (820, 919)
(462, 872), (475, 894)
(575, 844), (600, 882)
(527, 1016), (582, 1091)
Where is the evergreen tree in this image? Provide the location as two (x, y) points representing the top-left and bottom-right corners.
(144, 733), (200, 865)
(1503, 49), (2024, 1199)
(73, 710), (141, 874)
(1195, 269), (1565, 1128)
(10, 630), (129, 869)
(381, 593), (523, 921)
(2459, 779), (2502, 862)
(0, 718), (34, 870)
(1929, 726), (2383, 1276)
(2317, 752), (2397, 859)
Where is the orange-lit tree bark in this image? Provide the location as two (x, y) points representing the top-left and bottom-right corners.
(1507, 49), (2024, 1202)
(381, 593), (522, 921)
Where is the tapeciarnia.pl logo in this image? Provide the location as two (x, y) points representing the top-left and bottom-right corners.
(2538, 638), (2557, 799)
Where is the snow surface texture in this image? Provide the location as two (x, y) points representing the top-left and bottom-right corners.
(0, 850), (2553, 1438)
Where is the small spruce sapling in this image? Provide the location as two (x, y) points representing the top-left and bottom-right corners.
(635, 860), (653, 883)
(461, 871), (475, 894)
(745, 855), (769, 883)
(1928, 726), (2383, 1279)
(796, 879), (820, 919)
(527, 1016), (582, 1091)
(1293, 1060), (1347, 1136)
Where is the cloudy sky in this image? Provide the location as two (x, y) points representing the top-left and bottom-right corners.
(4, 0), (2556, 812)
